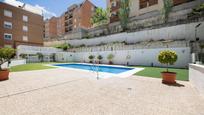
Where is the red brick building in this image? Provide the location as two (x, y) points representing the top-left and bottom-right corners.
(0, 2), (43, 48)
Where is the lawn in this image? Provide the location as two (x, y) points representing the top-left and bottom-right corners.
(133, 66), (189, 81)
(10, 63), (57, 72)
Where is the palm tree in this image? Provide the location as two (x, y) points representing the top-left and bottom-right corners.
(119, 0), (130, 31)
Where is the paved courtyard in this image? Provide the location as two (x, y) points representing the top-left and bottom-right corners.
(0, 68), (204, 115)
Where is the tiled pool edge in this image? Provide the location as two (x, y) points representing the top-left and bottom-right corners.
(45, 63), (144, 79)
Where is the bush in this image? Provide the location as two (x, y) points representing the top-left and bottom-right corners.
(88, 55), (95, 63)
(55, 43), (72, 51)
(36, 53), (43, 62)
(188, 3), (204, 19)
(107, 54), (114, 64)
(0, 48), (15, 70)
(158, 50), (177, 72)
(97, 55), (103, 60)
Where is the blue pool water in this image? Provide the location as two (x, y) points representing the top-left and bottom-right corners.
(53, 64), (134, 74)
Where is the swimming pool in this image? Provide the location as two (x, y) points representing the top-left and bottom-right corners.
(53, 63), (134, 74)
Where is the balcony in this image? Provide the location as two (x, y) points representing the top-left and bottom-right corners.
(173, 0), (195, 6)
(110, 15), (119, 23)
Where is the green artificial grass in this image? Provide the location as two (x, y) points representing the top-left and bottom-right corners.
(133, 66), (189, 81)
(10, 63), (57, 72)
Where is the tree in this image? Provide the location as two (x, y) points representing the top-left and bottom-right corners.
(162, 0), (173, 23)
(88, 55), (95, 63)
(158, 50), (177, 72)
(0, 48), (15, 70)
(97, 55), (103, 64)
(107, 54), (114, 64)
(36, 53), (43, 62)
(119, 0), (130, 31)
(91, 8), (109, 26)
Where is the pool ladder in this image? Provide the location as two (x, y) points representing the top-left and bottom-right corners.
(90, 62), (99, 80)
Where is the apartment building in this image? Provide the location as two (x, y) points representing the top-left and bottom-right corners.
(57, 15), (65, 36)
(0, 2), (44, 48)
(64, 0), (96, 33)
(44, 0), (96, 40)
(108, 0), (200, 23)
(44, 15), (65, 39)
(44, 17), (58, 39)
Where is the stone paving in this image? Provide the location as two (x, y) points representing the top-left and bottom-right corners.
(0, 68), (204, 115)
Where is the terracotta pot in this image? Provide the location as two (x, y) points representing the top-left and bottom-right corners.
(109, 61), (113, 65)
(0, 69), (9, 81)
(161, 72), (176, 84)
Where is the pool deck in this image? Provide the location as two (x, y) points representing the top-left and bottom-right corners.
(0, 68), (204, 115)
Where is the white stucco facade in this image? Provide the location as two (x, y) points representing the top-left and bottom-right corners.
(56, 47), (190, 68)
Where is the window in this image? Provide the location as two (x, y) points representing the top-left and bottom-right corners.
(4, 21), (12, 29)
(91, 7), (95, 12)
(22, 36), (28, 41)
(23, 26), (28, 32)
(139, 0), (158, 9)
(23, 15), (28, 22)
(4, 33), (12, 40)
(111, 1), (117, 7)
(4, 10), (12, 17)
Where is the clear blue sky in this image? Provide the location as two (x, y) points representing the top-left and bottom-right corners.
(18, 0), (106, 17)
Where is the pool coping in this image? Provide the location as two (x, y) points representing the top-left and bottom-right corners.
(45, 63), (144, 79)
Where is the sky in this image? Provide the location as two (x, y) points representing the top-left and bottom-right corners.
(1, 0), (107, 19)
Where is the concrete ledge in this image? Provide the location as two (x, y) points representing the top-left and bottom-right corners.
(189, 64), (204, 97)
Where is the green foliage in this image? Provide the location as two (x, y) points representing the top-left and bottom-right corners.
(91, 8), (109, 26)
(88, 55), (95, 60)
(162, 0), (173, 23)
(200, 44), (204, 49)
(19, 54), (27, 59)
(189, 3), (204, 18)
(97, 55), (103, 60)
(119, 0), (130, 31)
(107, 54), (114, 61)
(36, 53), (43, 62)
(0, 48), (15, 70)
(158, 50), (178, 72)
(55, 43), (72, 51)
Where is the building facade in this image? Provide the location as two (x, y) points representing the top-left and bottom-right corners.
(0, 2), (44, 48)
(65, 0), (96, 33)
(107, 0), (120, 23)
(44, 0), (96, 40)
(108, 0), (198, 23)
(44, 17), (58, 39)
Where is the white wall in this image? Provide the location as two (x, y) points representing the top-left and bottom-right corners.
(56, 47), (190, 68)
(67, 22), (204, 47)
(1, 59), (26, 69)
(55, 52), (75, 62)
(189, 64), (204, 97)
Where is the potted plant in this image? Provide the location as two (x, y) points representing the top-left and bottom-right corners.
(97, 55), (103, 64)
(88, 55), (95, 63)
(107, 54), (114, 65)
(0, 48), (15, 81)
(158, 50), (178, 84)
